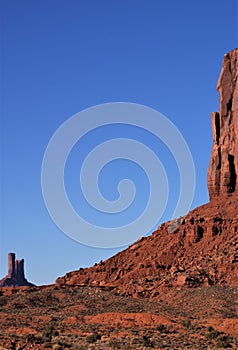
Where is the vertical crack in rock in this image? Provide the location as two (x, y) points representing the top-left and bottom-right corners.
(214, 113), (220, 144)
(228, 154), (236, 193)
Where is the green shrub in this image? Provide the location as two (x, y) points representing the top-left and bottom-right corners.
(22, 333), (36, 343)
(108, 338), (122, 349)
(216, 335), (231, 348)
(86, 332), (101, 343)
(205, 326), (221, 340)
(142, 335), (154, 347)
(10, 341), (16, 350)
(233, 337), (238, 345)
(42, 322), (58, 341)
(157, 323), (169, 332)
(182, 319), (191, 328)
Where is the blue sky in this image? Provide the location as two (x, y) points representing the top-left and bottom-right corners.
(1, 0), (237, 285)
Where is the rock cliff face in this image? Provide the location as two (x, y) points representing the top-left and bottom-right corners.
(207, 48), (238, 199)
(0, 253), (35, 287)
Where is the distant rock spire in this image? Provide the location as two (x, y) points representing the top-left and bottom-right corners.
(8, 252), (16, 278)
(207, 48), (238, 200)
(0, 252), (35, 287)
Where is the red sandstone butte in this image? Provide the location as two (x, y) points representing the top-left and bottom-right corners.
(56, 48), (238, 297)
(207, 48), (238, 199)
(0, 253), (35, 287)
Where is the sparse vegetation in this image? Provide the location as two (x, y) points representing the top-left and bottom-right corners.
(0, 285), (237, 349)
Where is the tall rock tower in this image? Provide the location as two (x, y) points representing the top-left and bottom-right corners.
(0, 253), (35, 287)
(8, 253), (16, 278)
(207, 48), (238, 200)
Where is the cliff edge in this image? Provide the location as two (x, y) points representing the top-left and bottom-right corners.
(208, 48), (238, 199)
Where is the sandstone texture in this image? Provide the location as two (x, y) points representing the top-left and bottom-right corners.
(208, 48), (238, 199)
(0, 253), (35, 287)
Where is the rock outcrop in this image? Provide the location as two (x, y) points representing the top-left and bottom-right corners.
(56, 196), (238, 297)
(207, 48), (238, 199)
(0, 253), (35, 287)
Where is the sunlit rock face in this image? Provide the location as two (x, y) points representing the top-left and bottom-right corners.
(208, 48), (238, 200)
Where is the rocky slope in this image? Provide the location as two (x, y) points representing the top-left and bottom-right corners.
(56, 48), (238, 297)
(56, 196), (238, 297)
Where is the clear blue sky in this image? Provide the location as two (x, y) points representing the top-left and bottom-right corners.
(1, 0), (237, 285)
